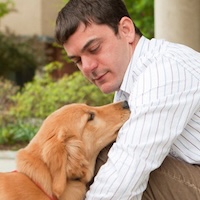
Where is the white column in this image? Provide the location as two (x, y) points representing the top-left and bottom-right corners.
(155, 0), (200, 52)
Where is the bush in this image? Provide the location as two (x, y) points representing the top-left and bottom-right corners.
(0, 77), (41, 147)
(0, 62), (113, 147)
(0, 77), (19, 125)
(0, 121), (39, 147)
(124, 0), (154, 38)
(9, 62), (114, 120)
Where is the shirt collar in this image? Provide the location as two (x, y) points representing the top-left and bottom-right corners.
(119, 36), (148, 94)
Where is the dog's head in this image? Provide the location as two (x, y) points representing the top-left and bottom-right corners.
(31, 101), (130, 198)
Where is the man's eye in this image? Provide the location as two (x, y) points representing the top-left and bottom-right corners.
(89, 45), (100, 53)
(88, 112), (95, 121)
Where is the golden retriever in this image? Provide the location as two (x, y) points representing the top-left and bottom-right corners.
(0, 101), (130, 200)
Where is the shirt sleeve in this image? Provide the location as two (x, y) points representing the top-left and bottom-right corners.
(85, 56), (200, 200)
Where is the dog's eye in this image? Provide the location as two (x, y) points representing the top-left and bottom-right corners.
(88, 112), (95, 121)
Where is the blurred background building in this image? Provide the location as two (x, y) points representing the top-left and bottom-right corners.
(0, 0), (62, 38)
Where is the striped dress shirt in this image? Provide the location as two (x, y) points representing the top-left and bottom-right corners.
(86, 36), (200, 200)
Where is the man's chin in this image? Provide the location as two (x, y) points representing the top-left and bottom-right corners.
(98, 84), (116, 94)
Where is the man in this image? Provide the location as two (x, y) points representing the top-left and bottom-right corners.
(55, 0), (200, 199)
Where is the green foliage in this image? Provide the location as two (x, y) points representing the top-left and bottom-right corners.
(0, 64), (113, 146)
(0, 0), (15, 18)
(0, 77), (39, 146)
(0, 77), (19, 110)
(0, 121), (39, 146)
(124, 0), (154, 38)
(45, 61), (64, 73)
(9, 62), (113, 120)
(0, 77), (19, 124)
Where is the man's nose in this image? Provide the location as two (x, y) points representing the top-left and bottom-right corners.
(81, 56), (97, 73)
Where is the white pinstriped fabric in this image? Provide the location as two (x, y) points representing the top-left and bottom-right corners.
(86, 36), (200, 200)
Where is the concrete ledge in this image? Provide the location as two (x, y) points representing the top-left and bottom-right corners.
(0, 150), (17, 159)
(0, 151), (16, 172)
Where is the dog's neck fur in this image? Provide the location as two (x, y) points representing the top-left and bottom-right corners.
(15, 141), (91, 200)
(16, 145), (54, 198)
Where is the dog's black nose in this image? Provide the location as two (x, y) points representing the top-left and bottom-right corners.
(122, 101), (129, 109)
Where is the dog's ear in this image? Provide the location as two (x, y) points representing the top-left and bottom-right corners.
(42, 128), (89, 198)
(42, 129), (67, 198)
(65, 137), (89, 181)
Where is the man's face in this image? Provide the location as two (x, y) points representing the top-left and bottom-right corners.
(63, 21), (133, 94)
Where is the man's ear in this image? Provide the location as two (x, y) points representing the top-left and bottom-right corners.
(118, 16), (135, 43)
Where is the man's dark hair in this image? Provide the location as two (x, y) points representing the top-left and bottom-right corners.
(55, 0), (142, 45)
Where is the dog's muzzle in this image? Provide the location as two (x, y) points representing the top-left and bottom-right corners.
(122, 101), (129, 109)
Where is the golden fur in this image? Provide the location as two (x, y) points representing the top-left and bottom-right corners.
(0, 102), (130, 200)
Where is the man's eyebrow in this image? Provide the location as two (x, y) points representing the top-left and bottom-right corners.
(81, 38), (99, 53)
